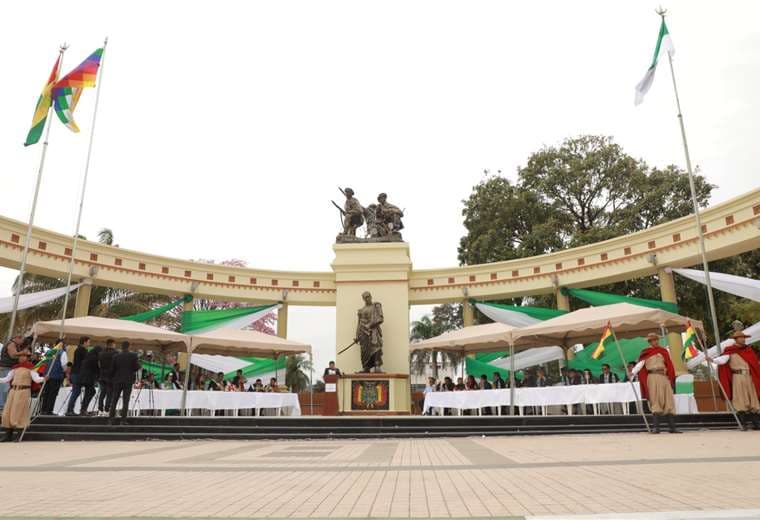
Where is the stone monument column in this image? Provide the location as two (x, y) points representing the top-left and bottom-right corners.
(331, 242), (412, 375)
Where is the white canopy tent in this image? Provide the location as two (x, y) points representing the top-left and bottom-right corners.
(32, 316), (189, 353)
(409, 322), (516, 354)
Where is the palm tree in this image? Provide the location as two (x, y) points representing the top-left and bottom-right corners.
(409, 313), (465, 380)
(285, 354), (312, 392)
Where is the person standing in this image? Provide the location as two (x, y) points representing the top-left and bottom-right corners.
(323, 361), (342, 377)
(0, 349), (47, 442)
(631, 332), (680, 434)
(108, 341), (140, 425)
(65, 336), (90, 416)
(78, 346), (102, 415)
(97, 340), (116, 414)
(0, 334), (26, 411)
(712, 330), (760, 430)
(40, 341), (67, 415)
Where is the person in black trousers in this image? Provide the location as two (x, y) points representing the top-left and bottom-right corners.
(65, 336), (90, 415)
(97, 340), (116, 413)
(40, 342), (67, 415)
(108, 341), (140, 425)
(78, 346), (102, 415)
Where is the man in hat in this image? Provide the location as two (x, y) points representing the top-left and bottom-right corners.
(0, 349), (47, 442)
(712, 330), (760, 430)
(631, 332), (680, 434)
(341, 188), (364, 237)
(0, 334), (27, 410)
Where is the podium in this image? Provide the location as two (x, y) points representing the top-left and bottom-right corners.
(337, 373), (410, 415)
(323, 374), (339, 416)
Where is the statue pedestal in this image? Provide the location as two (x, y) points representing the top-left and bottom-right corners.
(337, 373), (411, 415)
(331, 242), (411, 376)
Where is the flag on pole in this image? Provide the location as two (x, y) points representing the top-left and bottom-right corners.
(682, 320), (699, 360)
(592, 321), (613, 360)
(52, 48), (103, 132)
(24, 56), (61, 146)
(634, 18), (675, 105)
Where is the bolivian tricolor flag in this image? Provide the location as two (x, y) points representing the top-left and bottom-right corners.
(682, 321), (699, 360)
(24, 55), (61, 146)
(592, 321), (613, 360)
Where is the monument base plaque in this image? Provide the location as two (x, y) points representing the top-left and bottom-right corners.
(338, 373), (410, 415)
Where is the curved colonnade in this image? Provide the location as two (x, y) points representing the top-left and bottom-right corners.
(0, 189), (757, 307)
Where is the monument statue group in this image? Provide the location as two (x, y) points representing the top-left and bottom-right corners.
(334, 188), (404, 243)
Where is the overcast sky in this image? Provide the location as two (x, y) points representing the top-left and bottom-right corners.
(2, 0), (759, 376)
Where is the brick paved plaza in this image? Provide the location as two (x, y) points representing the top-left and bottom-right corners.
(2, 431), (760, 519)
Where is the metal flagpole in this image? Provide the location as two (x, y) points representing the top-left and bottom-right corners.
(5, 45), (68, 343)
(610, 328), (650, 432)
(58, 37), (109, 338)
(659, 8), (724, 358)
(509, 342), (515, 415)
(693, 332), (743, 430)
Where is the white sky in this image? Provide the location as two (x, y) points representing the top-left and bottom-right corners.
(2, 0), (759, 376)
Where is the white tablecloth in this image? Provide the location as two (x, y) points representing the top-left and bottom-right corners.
(423, 383), (698, 415)
(53, 388), (301, 416)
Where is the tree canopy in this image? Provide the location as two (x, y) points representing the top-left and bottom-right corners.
(457, 135), (758, 343)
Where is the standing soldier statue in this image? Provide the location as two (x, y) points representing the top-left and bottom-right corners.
(355, 291), (384, 373)
(338, 188), (364, 238)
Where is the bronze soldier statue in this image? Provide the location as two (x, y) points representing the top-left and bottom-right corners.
(355, 291), (384, 372)
(341, 188), (364, 237)
(375, 193), (404, 239)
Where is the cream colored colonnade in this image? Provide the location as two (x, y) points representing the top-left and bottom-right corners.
(1, 189), (759, 374)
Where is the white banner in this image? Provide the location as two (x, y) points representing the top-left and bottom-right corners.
(673, 268), (760, 303)
(0, 283), (82, 314)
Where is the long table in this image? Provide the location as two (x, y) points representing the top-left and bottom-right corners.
(423, 383), (698, 415)
(53, 387), (301, 416)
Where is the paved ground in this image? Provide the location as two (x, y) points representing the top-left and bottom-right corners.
(2, 431), (760, 519)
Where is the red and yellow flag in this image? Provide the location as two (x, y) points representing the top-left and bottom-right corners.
(592, 321), (613, 360)
(24, 55), (61, 146)
(682, 320), (699, 360)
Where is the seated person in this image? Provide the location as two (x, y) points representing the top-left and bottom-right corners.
(535, 367), (551, 387)
(580, 368), (595, 385)
(464, 375), (479, 390)
(599, 363), (619, 384)
(162, 372), (182, 390)
(479, 374), (492, 390)
(206, 372), (225, 391)
(265, 377), (280, 392)
(438, 376), (454, 391)
(248, 378), (264, 392)
(231, 369), (246, 391)
(453, 377), (465, 391)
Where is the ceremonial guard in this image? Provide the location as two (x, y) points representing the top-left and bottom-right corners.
(0, 349), (47, 442)
(631, 332), (680, 434)
(712, 330), (760, 430)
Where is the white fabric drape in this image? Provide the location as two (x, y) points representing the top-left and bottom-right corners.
(189, 354), (251, 374)
(685, 320), (760, 369)
(489, 346), (565, 372)
(475, 303), (541, 327)
(0, 283), (82, 313)
(673, 268), (760, 303)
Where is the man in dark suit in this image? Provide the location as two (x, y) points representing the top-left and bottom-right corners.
(323, 361), (342, 377)
(97, 340), (116, 413)
(599, 363), (620, 384)
(108, 341), (140, 424)
(65, 336), (90, 416)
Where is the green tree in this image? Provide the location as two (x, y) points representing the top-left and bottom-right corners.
(285, 354), (312, 392)
(456, 135), (760, 344)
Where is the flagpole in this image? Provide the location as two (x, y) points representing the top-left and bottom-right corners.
(610, 328), (650, 432)
(693, 332), (743, 429)
(5, 44), (68, 343)
(58, 37), (108, 339)
(658, 8), (724, 356)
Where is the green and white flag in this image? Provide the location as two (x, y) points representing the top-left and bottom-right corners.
(634, 18), (675, 105)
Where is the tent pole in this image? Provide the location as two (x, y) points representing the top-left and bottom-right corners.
(180, 350), (192, 415)
(694, 332), (743, 429)
(509, 343), (515, 416)
(309, 352), (314, 416)
(610, 329), (650, 432)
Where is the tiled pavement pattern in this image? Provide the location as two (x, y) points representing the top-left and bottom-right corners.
(1, 431), (760, 518)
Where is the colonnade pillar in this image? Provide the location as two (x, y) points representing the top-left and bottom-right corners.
(659, 268), (686, 374)
(462, 300), (473, 327)
(556, 288), (574, 360)
(73, 279), (93, 317)
(277, 303), (289, 339)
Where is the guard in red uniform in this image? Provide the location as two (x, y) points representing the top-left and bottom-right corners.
(713, 331), (760, 430)
(631, 332), (680, 434)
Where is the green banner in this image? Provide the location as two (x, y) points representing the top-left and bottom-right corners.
(181, 304), (277, 333)
(120, 295), (192, 323)
(561, 287), (678, 313)
(569, 337), (648, 379)
(472, 300), (567, 321)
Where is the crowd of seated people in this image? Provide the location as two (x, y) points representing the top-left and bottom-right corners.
(420, 363), (634, 415)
